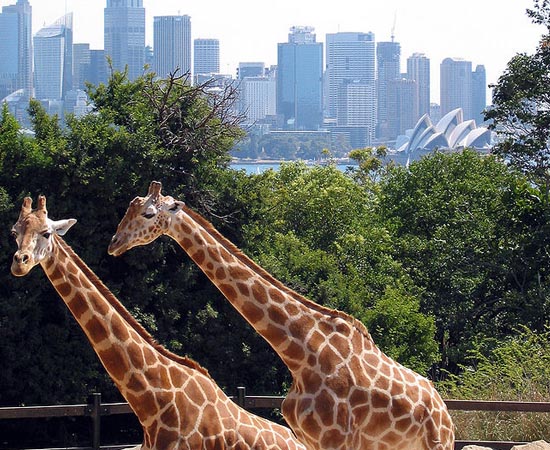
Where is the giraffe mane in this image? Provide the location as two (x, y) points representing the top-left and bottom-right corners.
(182, 205), (373, 341)
(53, 234), (212, 379)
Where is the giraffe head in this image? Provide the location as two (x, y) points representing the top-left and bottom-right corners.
(108, 181), (184, 256)
(11, 195), (77, 277)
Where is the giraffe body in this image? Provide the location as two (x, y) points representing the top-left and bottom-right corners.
(11, 195), (306, 450)
(109, 182), (455, 450)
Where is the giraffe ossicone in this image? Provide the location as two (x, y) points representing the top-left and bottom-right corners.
(109, 181), (455, 450)
(11, 195), (306, 450)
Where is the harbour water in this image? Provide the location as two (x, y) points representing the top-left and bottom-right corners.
(230, 160), (356, 175)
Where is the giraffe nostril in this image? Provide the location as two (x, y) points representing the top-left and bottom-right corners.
(15, 252), (29, 265)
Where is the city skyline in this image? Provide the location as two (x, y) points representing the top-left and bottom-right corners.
(4, 0), (543, 104)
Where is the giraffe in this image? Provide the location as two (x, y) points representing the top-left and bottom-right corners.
(108, 181), (455, 450)
(10, 195), (306, 450)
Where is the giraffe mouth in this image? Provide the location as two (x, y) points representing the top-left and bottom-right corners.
(107, 235), (128, 257)
(11, 259), (33, 277)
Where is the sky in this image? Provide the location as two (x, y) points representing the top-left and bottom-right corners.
(3, 0), (546, 103)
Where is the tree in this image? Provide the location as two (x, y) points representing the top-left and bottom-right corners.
(379, 149), (550, 370)
(439, 327), (550, 442)
(0, 70), (249, 409)
(485, 0), (550, 196)
(238, 162), (441, 374)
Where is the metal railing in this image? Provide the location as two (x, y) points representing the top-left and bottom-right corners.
(2, 389), (550, 450)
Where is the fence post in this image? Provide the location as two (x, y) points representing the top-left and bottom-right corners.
(89, 392), (101, 450)
(236, 386), (246, 408)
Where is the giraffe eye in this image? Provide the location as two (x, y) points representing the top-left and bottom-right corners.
(10, 230), (17, 239)
(42, 232), (51, 239)
(142, 212), (155, 219)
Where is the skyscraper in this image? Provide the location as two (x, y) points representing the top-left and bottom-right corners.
(240, 75), (277, 124)
(104, 0), (145, 81)
(154, 15), (191, 78)
(0, 0), (32, 98)
(472, 64), (487, 124)
(440, 57), (472, 120)
(237, 62), (265, 80)
(194, 38), (219, 77)
(406, 53), (430, 121)
(325, 32), (375, 120)
(73, 43), (91, 90)
(277, 26), (323, 130)
(387, 78), (418, 138)
(33, 13), (73, 100)
(89, 50), (108, 87)
(376, 40), (401, 140)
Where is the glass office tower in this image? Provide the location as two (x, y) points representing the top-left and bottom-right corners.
(0, 0), (32, 98)
(34, 13), (73, 100)
(277, 26), (323, 130)
(104, 0), (145, 81)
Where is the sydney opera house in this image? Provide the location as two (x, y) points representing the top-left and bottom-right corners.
(394, 108), (493, 164)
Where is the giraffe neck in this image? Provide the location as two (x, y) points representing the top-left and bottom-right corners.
(42, 235), (208, 425)
(169, 207), (374, 373)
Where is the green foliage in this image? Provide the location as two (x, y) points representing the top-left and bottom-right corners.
(380, 149), (550, 369)
(233, 132), (340, 160)
(238, 162), (441, 373)
(0, 70), (250, 409)
(365, 286), (439, 375)
(486, 0), (550, 196)
(439, 327), (550, 441)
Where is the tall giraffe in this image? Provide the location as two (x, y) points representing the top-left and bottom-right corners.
(108, 181), (455, 450)
(10, 195), (306, 450)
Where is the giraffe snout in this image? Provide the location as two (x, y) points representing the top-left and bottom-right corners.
(11, 251), (32, 276)
(108, 234), (127, 256)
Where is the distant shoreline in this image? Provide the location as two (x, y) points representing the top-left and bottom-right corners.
(230, 158), (356, 165)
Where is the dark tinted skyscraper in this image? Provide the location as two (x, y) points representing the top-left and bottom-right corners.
(237, 62), (265, 80)
(0, 0), (32, 98)
(277, 26), (323, 130)
(472, 64), (487, 124)
(73, 43), (91, 90)
(104, 0), (145, 81)
(154, 15), (191, 78)
(376, 40), (401, 140)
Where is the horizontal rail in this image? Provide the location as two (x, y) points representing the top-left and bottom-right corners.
(240, 395), (550, 413)
(445, 399), (550, 412)
(2, 392), (549, 450)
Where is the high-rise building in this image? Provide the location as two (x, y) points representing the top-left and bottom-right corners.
(387, 78), (419, 138)
(34, 13), (73, 100)
(237, 62), (265, 80)
(240, 74), (276, 124)
(325, 32), (375, 120)
(336, 80), (376, 145)
(440, 57), (472, 120)
(406, 53), (430, 121)
(0, 0), (32, 98)
(154, 15), (191, 78)
(104, 0), (145, 81)
(0, 11), (18, 99)
(73, 43), (91, 90)
(376, 40), (401, 140)
(194, 38), (219, 77)
(472, 64), (487, 124)
(89, 49), (108, 86)
(277, 26), (323, 130)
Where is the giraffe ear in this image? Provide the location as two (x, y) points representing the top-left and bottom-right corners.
(165, 200), (185, 214)
(50, 218), (77, 236)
